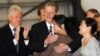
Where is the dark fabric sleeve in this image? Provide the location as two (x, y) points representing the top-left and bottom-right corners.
(19, 27), (29, 56)
(28, 24), (47, 54)
(0, 28), (16, 56)
(64, 17), (82, 53)
(95, 31), (100, 41)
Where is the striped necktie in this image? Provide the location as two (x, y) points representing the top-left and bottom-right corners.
(49, 26), (52, 33)
(13, 28), (16, 36)
(13, 28), (19, 53)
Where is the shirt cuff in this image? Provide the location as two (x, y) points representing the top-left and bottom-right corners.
(24, 40), (29, 46)
(13, 39), (18, 45)
(44, 44), (48, 48)
(67, 47), (71, 51)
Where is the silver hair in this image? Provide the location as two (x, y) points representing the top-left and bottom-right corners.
(8, 5), (22, 16)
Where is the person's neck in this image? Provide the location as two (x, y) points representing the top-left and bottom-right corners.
(83, 33), (93, 39)
(9, 23), (16, 28)
(46, 21), (53, 25)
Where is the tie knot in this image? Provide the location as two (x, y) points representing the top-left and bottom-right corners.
(13, 28), (16, 32)
(50, 26), (52, 29)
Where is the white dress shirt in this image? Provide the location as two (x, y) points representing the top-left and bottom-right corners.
(44, 21), (54, 47)
(9, 24), (28, 46)
(46, 21), (54, 34)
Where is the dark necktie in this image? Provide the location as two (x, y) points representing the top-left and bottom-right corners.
(13, 28), (19, 53)
(13, 28), (16, 36)
(49, 26), (52, 33)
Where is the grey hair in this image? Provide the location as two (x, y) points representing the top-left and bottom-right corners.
(8, 5), (22, 16)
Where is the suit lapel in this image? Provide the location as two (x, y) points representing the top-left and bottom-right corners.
(42, 21), (50, 34)
(5, 24), (14, 39)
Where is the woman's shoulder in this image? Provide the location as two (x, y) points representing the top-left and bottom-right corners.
(89, 37), (99, 47)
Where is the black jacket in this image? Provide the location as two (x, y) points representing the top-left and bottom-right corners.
(29, 21), (49, 54)
(0, 24), (28, 56)
(64, 17), (82, 53)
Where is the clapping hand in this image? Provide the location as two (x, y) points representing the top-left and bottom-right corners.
(23, 25), (30, 39)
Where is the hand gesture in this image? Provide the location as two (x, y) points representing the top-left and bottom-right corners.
(45, 33), (58, 45)
(54, 43), (68, 53)
(23, 25), (30, 39)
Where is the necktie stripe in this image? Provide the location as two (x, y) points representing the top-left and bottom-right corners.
(49, 26), (52, 33)
(13, 28), (19, 53)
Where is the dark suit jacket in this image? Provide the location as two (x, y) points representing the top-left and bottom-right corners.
(64, 17), (82, 53)
(29, 21), (49, 54)
(95, 31), (100, 41)
(0, 24), (28, 56)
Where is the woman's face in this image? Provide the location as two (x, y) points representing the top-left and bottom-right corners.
(53, 21), (64, 33)
(79, 20), (90, 35)
(86, 11), (95, 18)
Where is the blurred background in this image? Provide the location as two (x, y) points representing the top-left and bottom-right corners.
(0, 0), (88, 27)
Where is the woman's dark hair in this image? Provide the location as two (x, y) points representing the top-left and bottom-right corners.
(53, 14), (66, 28)
(85, 18), (97, 34)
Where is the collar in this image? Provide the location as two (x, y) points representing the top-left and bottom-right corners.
(46, 21), (54, 34)
(46, 21), (54, 28)
(9, 24), (15, 30)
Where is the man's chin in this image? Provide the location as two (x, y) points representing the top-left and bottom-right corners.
(15, 24), (21, 27)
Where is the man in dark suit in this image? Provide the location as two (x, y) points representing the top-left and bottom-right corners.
(0, 5), (29, 56)
(29, 2), (61, 56)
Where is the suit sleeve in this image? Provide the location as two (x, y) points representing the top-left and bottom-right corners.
(28, 24), (47, 54)
(64, 17), (82, 53)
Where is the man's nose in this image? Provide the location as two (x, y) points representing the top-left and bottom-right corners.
(17, 17), (22, 20)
